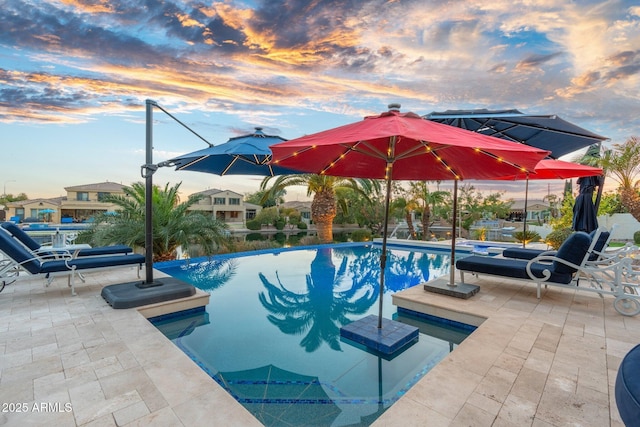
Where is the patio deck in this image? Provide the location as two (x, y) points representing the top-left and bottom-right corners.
(1, 262), (638, 426)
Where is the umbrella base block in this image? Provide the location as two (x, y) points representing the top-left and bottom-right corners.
(101, 277), (196, 309)
(340, 314), (419, 357)
(424, 281), (480, 299)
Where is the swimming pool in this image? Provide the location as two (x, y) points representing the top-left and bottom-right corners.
(152, 242), (475, 426)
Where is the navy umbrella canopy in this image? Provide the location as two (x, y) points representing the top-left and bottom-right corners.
(573, 175), (601, 233)
(163, 127), (300, 176)
(424, 109), (608, 158)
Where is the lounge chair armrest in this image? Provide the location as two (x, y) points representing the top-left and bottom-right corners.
(537, 250), (558, 257)
(596, 244), (639, 260)
(525, 254), (582, 282)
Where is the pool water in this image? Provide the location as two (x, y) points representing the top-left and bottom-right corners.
(152, 243), (475, 426)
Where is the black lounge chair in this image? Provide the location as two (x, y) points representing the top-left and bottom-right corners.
(455, 228), (640, 316)
(0, 230), (144, 295)
(501, 227), (613, 262)
(1, 222), (133, 258)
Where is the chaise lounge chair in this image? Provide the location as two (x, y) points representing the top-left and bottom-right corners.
(455, 228), (640, 316)
(0, 230), (144, 296)
(500, 226), (623, 262)
(1, 222), (133, 258)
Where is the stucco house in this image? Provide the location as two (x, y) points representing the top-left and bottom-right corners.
(5, 182), (126, 223)
(5, 183), (261, 227)
(188, 188), (261, 228)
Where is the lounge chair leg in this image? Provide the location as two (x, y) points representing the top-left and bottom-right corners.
(70, 268), (77, 296)
(459, 271), (465, 283)
(537, 283), (541, 299)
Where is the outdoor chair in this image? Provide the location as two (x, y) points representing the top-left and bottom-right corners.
(1, 222), (133, 258)
(455, 228), (640, 316)
(500, 226), (622, 262)
(0, 230), (144, 296)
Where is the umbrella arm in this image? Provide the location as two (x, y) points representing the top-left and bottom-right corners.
(141, 163), (159, 178)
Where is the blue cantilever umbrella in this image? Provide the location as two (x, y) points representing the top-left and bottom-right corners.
(163, 127), (300, 176)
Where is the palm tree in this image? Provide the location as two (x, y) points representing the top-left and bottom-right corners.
(598, 137), (640, 221)
(391, 196), (419, 239)
(83, 182), (231, 261)
(409, 182), (448, 240)
(260, 174), (379, 243)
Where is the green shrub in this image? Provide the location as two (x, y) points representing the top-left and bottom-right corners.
(246, 219), (262, 230)
(472, 227), (487, 241)
(274, 218), (285, 230)
(350, 229), (372, 242)
(546, 227), (573, 250)
(512, 230), (541, 244)
(297, 221), (308, 230)
(634, 230), (640, 245)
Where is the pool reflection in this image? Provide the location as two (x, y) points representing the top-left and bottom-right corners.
(257, 246), (451, 352)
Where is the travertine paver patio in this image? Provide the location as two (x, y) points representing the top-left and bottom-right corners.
(1, 265), (639, 426)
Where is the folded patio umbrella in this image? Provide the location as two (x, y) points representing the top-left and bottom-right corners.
(573, 175), (602, 233)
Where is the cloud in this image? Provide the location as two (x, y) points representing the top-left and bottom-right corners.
(0, 0), (638, 148)
(515, 52), (564, 72)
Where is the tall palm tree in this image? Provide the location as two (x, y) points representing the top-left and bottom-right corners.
(391, 196), (419, 239)
(409, 182), (448, 240)
(260, 174), (379, 243)
(581, 137), (640, 221)
(84, 182), (231, 261)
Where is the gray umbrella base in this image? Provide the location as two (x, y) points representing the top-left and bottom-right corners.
(101, 277), (196, 309)
(340, 314), (419, 357)
(424, 281), (480, 299)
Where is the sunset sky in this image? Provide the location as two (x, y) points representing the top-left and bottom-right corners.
(1, 0), (639, 202)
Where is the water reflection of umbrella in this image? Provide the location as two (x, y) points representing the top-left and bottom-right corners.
(425, 109), (608, 158)
(496, 159), (603, 246)
(214, 364), (341, 426)
(162, 127), (300, 176)
(573, 175), (602, 233)
(270, 104), (549, 326)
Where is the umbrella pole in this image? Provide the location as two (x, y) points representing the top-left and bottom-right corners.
(144, 100), (155, 285)
(449, 180), (458, 286)
(523, 178), (529, 248)
(377, 165), (393, 329)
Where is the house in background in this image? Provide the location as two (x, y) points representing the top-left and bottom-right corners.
(507, 199), (551, 223)
(281, 201), (312, 224)
(188, 189), (260, 229)
(5, 182), (262, 228)
(6, 182), (126, 223)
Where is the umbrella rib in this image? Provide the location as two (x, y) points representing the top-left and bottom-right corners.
(176, 155), (210, 171)
(220, 156), (239, 175)
(320, 140), (388, 174)
(421, 139), (531, 178)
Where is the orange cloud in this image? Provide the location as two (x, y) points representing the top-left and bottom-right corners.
(58, 0), (113, 14)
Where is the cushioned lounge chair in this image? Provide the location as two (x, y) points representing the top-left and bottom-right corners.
(1, 222), (133, 258)
(455, 228), (640, 316)
(0, 230), (144, 296)
(501, 227), (616, 262)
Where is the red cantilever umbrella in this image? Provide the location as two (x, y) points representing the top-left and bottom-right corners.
(496, 159), (603, 246)
(269, 104), (549, 328)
